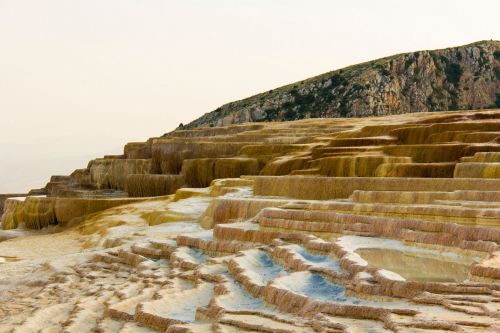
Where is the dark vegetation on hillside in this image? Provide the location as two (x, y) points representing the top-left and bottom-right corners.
(182, 41), (499, 129)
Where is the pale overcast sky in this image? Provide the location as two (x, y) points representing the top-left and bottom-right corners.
(0, 0), (499, 192)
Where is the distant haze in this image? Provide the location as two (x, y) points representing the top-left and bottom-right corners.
(0, 0), (499, 192)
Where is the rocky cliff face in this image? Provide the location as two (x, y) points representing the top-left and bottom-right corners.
(183, 40), (500, 129)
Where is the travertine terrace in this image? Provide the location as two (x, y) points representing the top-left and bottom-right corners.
(1, 109), (500, 332)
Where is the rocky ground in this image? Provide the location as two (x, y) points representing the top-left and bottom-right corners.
(1, 109), (500, 332)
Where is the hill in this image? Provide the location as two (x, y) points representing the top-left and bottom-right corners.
(183, 40), (500, 129)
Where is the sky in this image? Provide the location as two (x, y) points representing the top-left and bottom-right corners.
(0, 0), (499, 192)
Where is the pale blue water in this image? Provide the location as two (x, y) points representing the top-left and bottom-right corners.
(286, 273), (408, 309)
(187, 247), (209, 264)
(220, 275), (266, 311)
(294, 246), (342, 272)
(254, 251), (286, 284)
(296, 273), (357, 304)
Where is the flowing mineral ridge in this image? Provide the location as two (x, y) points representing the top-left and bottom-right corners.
(1, 42), (500, 333)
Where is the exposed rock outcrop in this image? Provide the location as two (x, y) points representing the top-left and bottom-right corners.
(184, 40), (500, 128)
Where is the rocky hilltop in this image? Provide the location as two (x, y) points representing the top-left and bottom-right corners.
(1, 109), (500, 332)
(184, 40), (499, 128)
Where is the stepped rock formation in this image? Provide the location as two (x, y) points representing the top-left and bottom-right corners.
(184, 40), (499, 128)
(1, 109), (500, 332)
